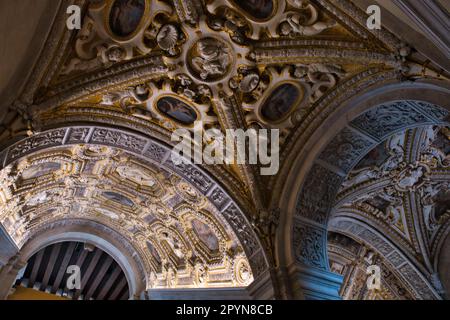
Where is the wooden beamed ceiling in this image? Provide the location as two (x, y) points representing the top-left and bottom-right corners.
(15, 241), (130, 300)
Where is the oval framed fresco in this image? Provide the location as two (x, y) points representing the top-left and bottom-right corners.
(191, 218), (220, 252)
(259, 82), (304, 123)
(107, 0), (148, 39)
(156, 96), (199, 126)
(102, 191), (135, 207)
(230, 0), (276, 21)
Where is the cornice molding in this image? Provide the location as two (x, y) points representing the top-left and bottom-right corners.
(392, 0), (450, 59)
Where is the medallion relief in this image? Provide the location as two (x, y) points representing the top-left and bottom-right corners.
(187, 37), (234, 82)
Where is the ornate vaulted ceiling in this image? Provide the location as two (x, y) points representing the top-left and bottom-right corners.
(329, 125), (450, 299)
(336, 126), (450, 242)
(0, 0), (449, 299)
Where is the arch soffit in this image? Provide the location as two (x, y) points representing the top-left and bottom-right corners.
(276, 80), (450, 270)
(0, 124), (270, 283)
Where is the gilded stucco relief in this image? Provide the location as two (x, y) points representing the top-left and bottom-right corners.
(0, 0), (448, 299)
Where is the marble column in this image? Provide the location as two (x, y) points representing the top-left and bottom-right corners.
(290, 219), (344, 300)
(288, 265), (343, 300)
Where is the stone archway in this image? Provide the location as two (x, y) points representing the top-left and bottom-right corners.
(275, 80), (450, 299)
(329, 216), (440, 299)
(0, 219), (146, 300)
(434, 225), (450, 298)
(0, 124), (272, 299)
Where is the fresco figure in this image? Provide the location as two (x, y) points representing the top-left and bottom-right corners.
(192, 219), (219, 251)
(157, 97), (198, 125)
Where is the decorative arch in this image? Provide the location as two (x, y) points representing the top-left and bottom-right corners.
(329, 216), (440, 299)
(9, 219), (147, 299)
(0, 218), (148, 299)
(0, 124), (271, 297)
(275, 80), (450, 299)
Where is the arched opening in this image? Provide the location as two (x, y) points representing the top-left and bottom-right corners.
(0, 125), (270, 299)
(328, 125), (449, 299)
(10, 241), (130, 300)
